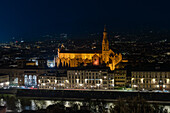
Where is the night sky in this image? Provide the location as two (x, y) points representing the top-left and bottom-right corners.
(0, 0), (170, 42)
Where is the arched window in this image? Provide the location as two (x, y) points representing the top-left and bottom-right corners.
(33, 75), (37, 85)
(24, 75), (28, 86)
(29, 75), (32, 85)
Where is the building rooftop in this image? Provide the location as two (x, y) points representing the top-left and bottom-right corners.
(132, 66), (170, 72)
(67, 65), (110, 71)
(60, 49), (102, 54)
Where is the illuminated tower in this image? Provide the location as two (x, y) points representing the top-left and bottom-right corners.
(102, 25), (109, 51)
(102, 25), (110, 63)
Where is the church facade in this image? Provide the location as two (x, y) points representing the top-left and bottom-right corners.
(56, 27), (122, 70)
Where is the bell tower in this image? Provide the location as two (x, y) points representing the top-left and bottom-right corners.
(102, 25), (109, 51)
(102, 25), (109, 63)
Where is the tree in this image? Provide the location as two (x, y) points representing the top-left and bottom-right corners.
(110, 97), (167, 113)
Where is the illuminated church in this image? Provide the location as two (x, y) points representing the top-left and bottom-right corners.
(56, 26), (122, 70)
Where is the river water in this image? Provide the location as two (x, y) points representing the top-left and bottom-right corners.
(0, 96), (170, 113)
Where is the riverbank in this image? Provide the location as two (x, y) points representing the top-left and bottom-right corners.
(0, 89), (170, 102)
(0, 89), (170, 112)
(15, 89), (170, 102)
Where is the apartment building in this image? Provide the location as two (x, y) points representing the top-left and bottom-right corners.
(131, 70), (170, 90)
(67, 66), (114, 90)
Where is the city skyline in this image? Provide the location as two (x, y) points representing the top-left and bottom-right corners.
(0, 1), (170, 113)
(1, 0), (170, 42)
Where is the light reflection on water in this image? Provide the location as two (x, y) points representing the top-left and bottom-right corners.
(0, 97), (114, 112)
(164, 106), (170, 113)
(0, 97), (170, 113)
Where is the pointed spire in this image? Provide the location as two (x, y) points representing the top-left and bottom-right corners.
(103, 25), (107, 40)
(104, 24), (107, 32)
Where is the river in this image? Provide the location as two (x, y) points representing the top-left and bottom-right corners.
(0, 95), (170, 113)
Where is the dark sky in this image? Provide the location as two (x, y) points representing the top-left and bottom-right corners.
(0, 0), (170, 42)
